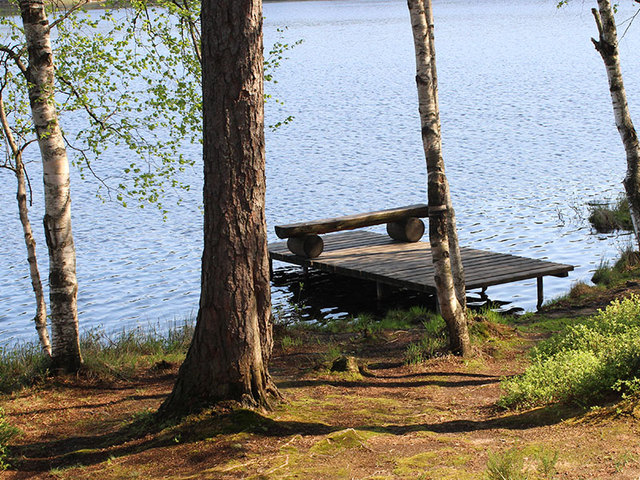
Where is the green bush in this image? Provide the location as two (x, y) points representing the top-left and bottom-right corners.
(0, 407), (20, 470)
(500, 295), (640, 408)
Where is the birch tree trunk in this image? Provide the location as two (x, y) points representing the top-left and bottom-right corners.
(20, 0), (81, 371)
(0, 97), (51, 356)
(158, 0), (279, 417)
(591, 0), (640, 248)
(408, 0), (470, 356)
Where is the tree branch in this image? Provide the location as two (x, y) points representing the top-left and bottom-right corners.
(48, 0), (90, 32)
(0, 45), (27, 75)
(61, 132), (113, 198)
(592, 7), (604, 40)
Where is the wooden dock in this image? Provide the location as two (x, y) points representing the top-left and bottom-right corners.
(268, 230), (574, 309)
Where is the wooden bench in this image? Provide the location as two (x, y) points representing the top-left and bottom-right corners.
(274, 204), (429, 258)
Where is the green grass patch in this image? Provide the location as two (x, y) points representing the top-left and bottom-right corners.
(310, 428), (373, 455)
(280, 335), (302, 350)
(485, 446), (558, 480)
(0, 318), (194, 393)
(500, 295), (640, 408)
(314, 306), (433, 336)
(0, 342), (51, 393)
(79, 319), (194, 381)
(512, 313), (582, 335)
(404, 315), (448, 364)
(591, 248), (640, 287)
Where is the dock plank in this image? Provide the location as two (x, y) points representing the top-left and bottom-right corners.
(268, 231), (574, 301)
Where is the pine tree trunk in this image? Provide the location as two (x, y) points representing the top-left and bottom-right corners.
(592, 0), (640, 248)
(20, 0), (81, 371)
(408, 0), (470, 356)
(0, 97), (51, 356)
(159, 0), (279, 417)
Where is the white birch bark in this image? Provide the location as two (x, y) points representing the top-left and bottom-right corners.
(20, 0), (81, 370)
(0, 96), (52, 356)
(408, 0), (470, 355)
(592, 0), (640, 248)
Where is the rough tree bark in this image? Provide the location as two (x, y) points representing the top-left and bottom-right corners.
(20, 0), (81, 370)
(591, 0), (640, 248)
(158, 0), (279, 417)
(408, 0), (470, 355)
(0, 96), (51, 356)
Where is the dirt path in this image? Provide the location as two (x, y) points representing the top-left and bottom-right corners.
(3, 330), (640, 479)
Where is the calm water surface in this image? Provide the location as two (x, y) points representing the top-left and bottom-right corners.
(1, 0), (638, 344)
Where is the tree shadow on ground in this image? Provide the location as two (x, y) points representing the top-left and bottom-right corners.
(10, 392), (167, 417)
(11, 408), (335, 473)
(276, 376), (501, 390)
(360, 402), (587, 435)
(11, 397), (585, 474)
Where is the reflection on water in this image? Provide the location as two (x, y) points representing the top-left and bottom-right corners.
(1, 0), (639, 344)
(271, 266), (518, 328)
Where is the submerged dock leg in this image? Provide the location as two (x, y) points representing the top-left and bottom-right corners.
(537, 277), (544, 310)
(480, 286), (488, 300)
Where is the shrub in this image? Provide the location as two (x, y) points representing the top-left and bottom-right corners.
(0, 407), (19, 470)
(500, 295), (640, 408)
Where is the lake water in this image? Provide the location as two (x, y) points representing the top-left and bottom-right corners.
(1, 0), (638, 345)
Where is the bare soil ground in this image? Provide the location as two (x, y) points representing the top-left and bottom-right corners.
(3, 317), (640, 479)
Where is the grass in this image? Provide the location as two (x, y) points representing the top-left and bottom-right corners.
(404, 314), (448, 364)
(588, 195), (633, 233)
(312, 306), (433, 336)
(80, 320), (194, 381)
(0, 319), (194, 393)
(484, 447), (559, 480)
(280, 335), (302, 350)
(0, 342), (52, 393)
(591, 248), (640, 287)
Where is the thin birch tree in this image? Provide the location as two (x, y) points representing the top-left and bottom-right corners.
(591, 0), (640, 248)
(0, 90), (51, 356)
(408, 0), (470, 356)
(20, 0), (81, 371)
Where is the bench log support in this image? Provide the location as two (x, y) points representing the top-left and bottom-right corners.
(387, 217), (425, 242)
(275, 204), (429, 258)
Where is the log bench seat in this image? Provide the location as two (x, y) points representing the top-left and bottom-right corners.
(274, 204), (429, 258)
